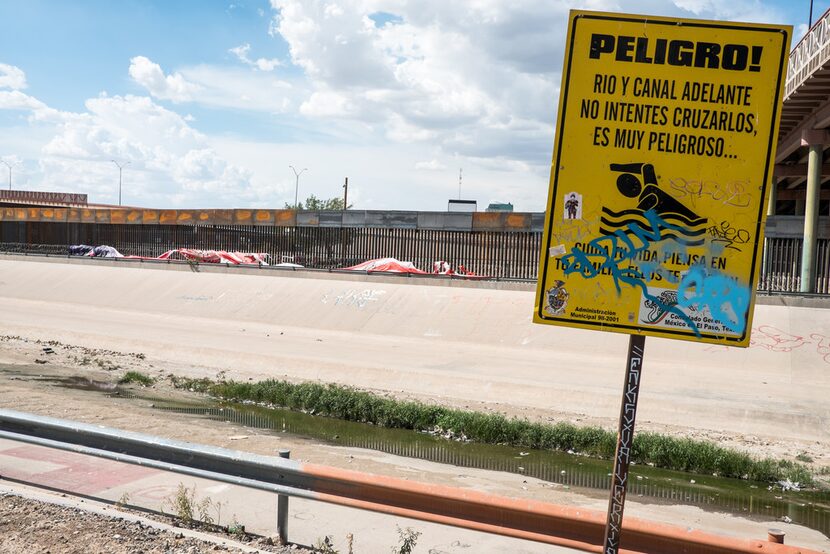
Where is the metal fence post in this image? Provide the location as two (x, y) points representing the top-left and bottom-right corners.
(277, 449), (290, 544)
(768, 529), (785, 544)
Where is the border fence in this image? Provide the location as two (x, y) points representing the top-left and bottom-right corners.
(1, 208), (828, 292)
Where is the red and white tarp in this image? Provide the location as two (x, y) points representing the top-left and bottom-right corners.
(71, 245), (269, 265)
(342, 257), (427, 274)
(342, 258), (490, 279)
(149, 249), (271, 265)
(122, 248), (271, 265)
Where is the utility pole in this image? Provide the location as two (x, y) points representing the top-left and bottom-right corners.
(111, 160), (130, 206)
(289, 165), (308, 209)
(340, 177), (349, 267)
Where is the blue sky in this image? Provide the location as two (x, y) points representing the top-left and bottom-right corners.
(0, 1), (823, 210)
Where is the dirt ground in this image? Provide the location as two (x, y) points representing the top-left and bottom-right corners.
(0, 334), (828, 553)
(0, 491), (305, 554)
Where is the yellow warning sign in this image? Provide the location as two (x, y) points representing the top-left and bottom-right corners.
(533, 11), (791, 347)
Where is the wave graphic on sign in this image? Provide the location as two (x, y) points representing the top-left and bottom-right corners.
(599, 207), (707, 246)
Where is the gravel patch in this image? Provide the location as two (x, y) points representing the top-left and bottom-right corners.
(0, 492), (311, 554)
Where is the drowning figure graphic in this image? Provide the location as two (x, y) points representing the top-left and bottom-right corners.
(601, 162), (707, 246)
(612, 163), (703, 222)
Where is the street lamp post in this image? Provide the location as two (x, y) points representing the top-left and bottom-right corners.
(289, 165), (307, 209)
(1, 159), (16, 190)
(111, 160), (130, 206)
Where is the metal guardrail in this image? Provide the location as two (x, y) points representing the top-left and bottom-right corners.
(0, 409), (820, 554)
(786, 8), (830, 98)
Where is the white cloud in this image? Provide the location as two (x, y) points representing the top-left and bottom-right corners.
(130, 55), (294, 113)
(268, 0), (559, 169)
(264, 0), (791, 182)
(415, 159), (446, 171)
(129, 56), (200, 102)
(229, 43), (282, 71)
(0, 90), (48, 113)
(671, 0), (783, 21)
(178, 64), (294, 112)
(300, 90), (356, 117)
(0, 63), (27, 90)
(0, 83), (255, 206)
(0, 89), (68, 123)
(273, 1), (395, 88)
(44, 94), (252, 203)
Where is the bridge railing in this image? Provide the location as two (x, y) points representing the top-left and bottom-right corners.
(786, 8), (830, 98)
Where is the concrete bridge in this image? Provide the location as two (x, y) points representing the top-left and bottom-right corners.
(775, 7), (830, 292)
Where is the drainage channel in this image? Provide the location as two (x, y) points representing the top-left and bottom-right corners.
(155, 401), (830, 537)
(10, 370), (830, 538)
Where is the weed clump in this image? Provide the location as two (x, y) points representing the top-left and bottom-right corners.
(118, 371), (155, 386)
(161, 484), (220, 528)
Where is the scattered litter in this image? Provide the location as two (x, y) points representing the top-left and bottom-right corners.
(777, 479), (801, 492)
(690, 479), (696, 484)
(780, 515), (793, 524)
(34, 359), (47, 364)
(228, 435), (249, 441)
(519, 452), (529, 457)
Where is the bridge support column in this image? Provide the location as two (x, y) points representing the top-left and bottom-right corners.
(767, 178), (777, 216)
(800, 130), (827, 293)
(761, 179), (777, 290)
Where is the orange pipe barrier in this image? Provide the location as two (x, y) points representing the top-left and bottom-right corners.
(302, 463), (822, 554)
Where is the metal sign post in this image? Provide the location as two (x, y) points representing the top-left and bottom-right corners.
(602, 334), (645, 553)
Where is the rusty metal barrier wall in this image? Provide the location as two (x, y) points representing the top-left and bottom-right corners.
(1, 209), (828, 287)
(0, 220), (543, 280)
(0, 408), (819, 554)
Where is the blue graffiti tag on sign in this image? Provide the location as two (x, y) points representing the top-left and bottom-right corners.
(560, 209), (750, 335)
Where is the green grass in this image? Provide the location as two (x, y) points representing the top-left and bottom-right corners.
(169, 376), (815, 486)
(118, 371), (155, 386)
